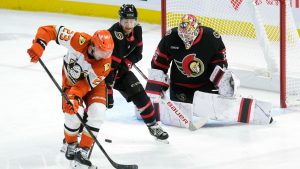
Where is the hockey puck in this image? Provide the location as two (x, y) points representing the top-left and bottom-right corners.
(105, 139), (112, 143)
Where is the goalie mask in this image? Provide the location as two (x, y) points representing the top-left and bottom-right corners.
(178, 14), (200, 49)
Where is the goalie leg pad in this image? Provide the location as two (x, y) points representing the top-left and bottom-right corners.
(251, 100), (272, 124)
(159, 100), (193, 128)
(193, 91), (272, 124)
(136, 98), (193, 128)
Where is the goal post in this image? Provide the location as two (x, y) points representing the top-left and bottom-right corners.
(161, 0), (300, 108)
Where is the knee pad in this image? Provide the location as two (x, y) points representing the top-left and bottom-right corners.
(64, 106), (84, 128)
(86, 103), (106, 129)
(64, 106), (84, 135)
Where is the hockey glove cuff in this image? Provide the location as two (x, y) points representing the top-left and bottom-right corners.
(27, 39), (47, 63)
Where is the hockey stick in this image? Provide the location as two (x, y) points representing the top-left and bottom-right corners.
(38, 58), (138, 169)
(133, 64), (204, 131)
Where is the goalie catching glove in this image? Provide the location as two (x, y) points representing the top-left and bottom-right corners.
(210, 65), (240, 97)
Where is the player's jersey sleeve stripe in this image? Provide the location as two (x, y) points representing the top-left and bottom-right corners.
(152, 57), (169, 70)
(56, 26), (64, 44)
(218, 48), (226, 53)
(173, 82), (209, 88)
(137, 41), (143, 47)
(209, 58), (227, 64)
(112, 55), (122, 63)
(157, 48), (171, 61)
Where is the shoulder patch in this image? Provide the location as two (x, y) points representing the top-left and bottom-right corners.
(165, 29), (172, 36)
(79, 35), (86, 45)
(114, 31), (124, 40)
(213, 31), (220, 38)
(104, 63), (111, 72)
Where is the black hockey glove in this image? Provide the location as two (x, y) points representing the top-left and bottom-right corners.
(106, 86), (114, 109)
(105, 71), (116, 86)
(119, 58), (132, 71)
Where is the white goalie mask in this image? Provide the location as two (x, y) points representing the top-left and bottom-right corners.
(178, 14), (200, 50)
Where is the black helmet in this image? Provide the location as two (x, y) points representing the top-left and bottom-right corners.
(118, 4), (137, 19)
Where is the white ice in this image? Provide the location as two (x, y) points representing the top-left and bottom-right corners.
(0, 9), (300, 169)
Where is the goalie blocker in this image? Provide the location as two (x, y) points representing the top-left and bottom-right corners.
(139, 68), (273, 129)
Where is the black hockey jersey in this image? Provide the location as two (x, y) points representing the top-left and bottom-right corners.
(106, 22), (143, 85)
(151, 26), (228, 89)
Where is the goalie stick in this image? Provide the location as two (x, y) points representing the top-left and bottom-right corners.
(38, 59), (138, 169)
(133, 64), (204, 131)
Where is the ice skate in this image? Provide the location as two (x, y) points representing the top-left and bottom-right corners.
(65, 142), (78, 160)
(148, 122), (169, 143)
(60, 138), (67, 153)
(70, 147), (97, 169)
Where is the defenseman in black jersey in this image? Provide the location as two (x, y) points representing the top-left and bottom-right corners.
(105, 4), (169, 141)
(145, 14), (273, 129)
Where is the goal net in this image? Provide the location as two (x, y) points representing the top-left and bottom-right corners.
(161, 0), (300, 107)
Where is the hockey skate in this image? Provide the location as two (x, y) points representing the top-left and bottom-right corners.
(70, 147), (97, 169)
(148, 122), (169, 143)
(61, 138), (67, 153)
(65, 142), (78, 160)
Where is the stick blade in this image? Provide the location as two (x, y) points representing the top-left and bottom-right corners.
(116, 164), (138, 169)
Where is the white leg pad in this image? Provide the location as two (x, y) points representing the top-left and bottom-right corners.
(135, 100), (193, 128)
(159, 100), (193, 128)
(193, 91), (272, 124)
(252, 100), (272, 124)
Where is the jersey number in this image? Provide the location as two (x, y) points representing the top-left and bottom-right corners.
(59, 28), (73, 41)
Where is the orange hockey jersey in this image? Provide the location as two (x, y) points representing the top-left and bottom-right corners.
(34, 25), (112, 98)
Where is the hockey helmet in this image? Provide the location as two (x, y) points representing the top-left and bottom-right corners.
(119, 4), (138, 19)
(90, 30), (114, 60)
(178, 14), (200, 49)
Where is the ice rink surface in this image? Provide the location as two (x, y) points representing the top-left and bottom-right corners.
(0, 9), (300, 169)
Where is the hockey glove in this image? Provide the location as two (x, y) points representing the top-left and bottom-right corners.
(27, 39), (47, 63)
(106, 86), (114, 109)
(63, 95), (82, 115)
(145, 69), (169, 101)
(105, 71), (116, 86)
(120, 58), (132, 71)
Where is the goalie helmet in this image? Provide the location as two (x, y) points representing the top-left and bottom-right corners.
(178, 14), (200, 49)
(89, 30), (114, 60)
(119, 4), (138, 19)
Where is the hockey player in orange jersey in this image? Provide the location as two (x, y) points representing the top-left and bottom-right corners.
(27, 25), (114, 169)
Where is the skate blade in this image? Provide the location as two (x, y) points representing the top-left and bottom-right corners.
(155, 138), (169, 144)
(60, 144), (67, 153)
(70, 160), (97, 169)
